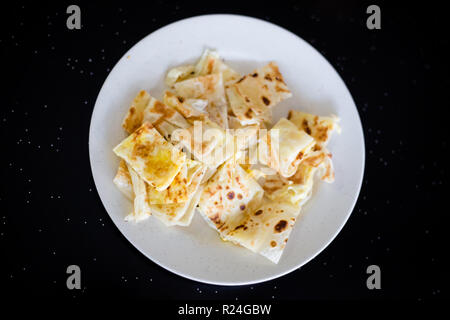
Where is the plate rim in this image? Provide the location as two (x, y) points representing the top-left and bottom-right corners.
(88, 13), (366, 286)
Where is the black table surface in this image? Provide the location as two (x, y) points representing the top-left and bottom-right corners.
(1, 1), (447, 303)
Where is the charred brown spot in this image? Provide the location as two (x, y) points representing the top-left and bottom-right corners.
(287, 110), (293, 120)
(262, 96), (270, 106)
(296, 152), (304, 161)
(313, 144), (322, 151)
(234, 224), (245, 231)
(264, 74), (272, 81)
(177, 96), (184, 103)
(270, 241), (277, 247)
(129, 106), (136, 114)
(207, 59), (214, 74)
(284, 238), (288, 243)
(254, 209), (263, 216)
(237, 76), (246, 83)
(245, 109), (252, 118)
(210, 214), (220, 224)
(240, 204), (246, 211)
(237, 194), (243, 200)
(274, 220), (288, 233)
(252, 73), (258, 77)
(302, 119), (312, 135)
(245, 96), (250, 103)
(227, 191), (235, 200)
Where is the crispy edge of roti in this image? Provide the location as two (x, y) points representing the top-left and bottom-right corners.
(125, 163), (151, 222)
(287, 110), (341, 149)
(122, 90), (151, 134)
(165, 65), (195, 87)
(113, 159), (134, 201)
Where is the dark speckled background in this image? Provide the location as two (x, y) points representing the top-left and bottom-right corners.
(0, 1), (448, 304)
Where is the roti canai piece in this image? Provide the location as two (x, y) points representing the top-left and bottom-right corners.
(259, 118), (316, 178)
(118, 160), (205, 226)
(125, 164), (151, 222)
(113, 159), (134, 201)
(287, 110), (341, 150)
(194, 49), (241, 86)
(174, 73), (228, 129)
(163, 91), (208, 119)
(226, 62), (292, 126)
(147, 159), (206, 204)
(165, 49), (241, 88)
(224, 198), (300, 264)
(198, 161), (264, 235)
(149, 185), (204, 227)
(263, 148), (335, 208)
(113, 122), (186, 191)
(172, 118), (236, 168)
(122, 90), (151, 134)
(165, 65), (195, 87)
(148, 166), (206, 226)
(142, 95), (190, 130)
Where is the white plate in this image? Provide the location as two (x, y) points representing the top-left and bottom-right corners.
(89, 14), (365, 285)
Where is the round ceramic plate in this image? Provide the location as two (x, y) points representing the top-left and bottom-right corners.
(89, 14), (365, 285)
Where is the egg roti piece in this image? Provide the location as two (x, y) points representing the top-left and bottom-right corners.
(122, 90), (151, 134)
(113, 160), (134, 201)
(125, 164), (151, 222)
(174, 73), (228, 129)
(288, 110), (340, 149)
(198, 161), (264, 234)
(147, 159), (206, 204)
(260, 118), (316, 178)
(113, 122), (186, 191)
(226, 62), (292, 125)
(225, 199), (300, 264)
